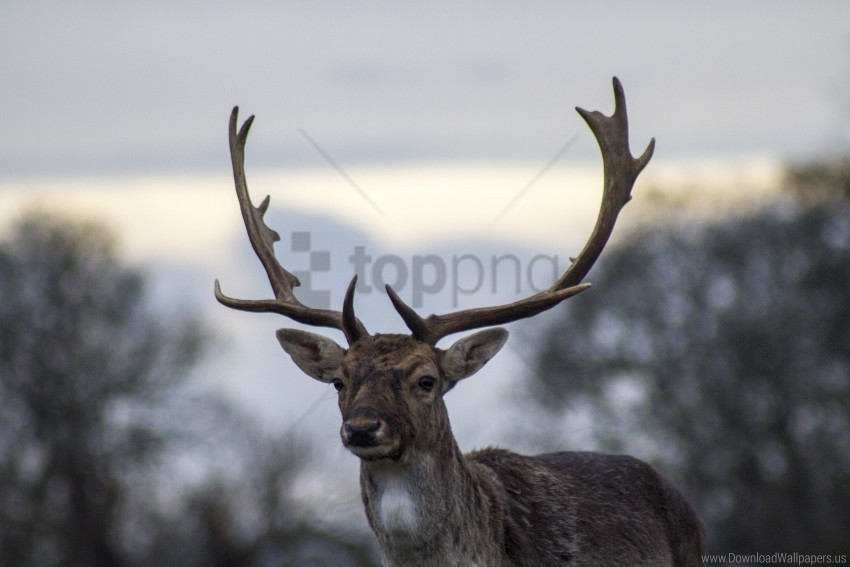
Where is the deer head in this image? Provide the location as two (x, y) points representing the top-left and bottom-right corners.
(276, 327), (507, 462)
(215, 77), (654, 464)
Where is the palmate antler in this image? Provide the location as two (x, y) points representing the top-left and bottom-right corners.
(214, 108), (368, 344)
(387, 77), (655, 344)
(216, 77), (653, 347)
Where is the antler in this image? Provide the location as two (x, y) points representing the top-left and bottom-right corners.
(389, 77), (655, 345)
(214, 107), (368, 344)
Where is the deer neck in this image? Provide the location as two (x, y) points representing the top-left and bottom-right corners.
(359, 436), (504, 566)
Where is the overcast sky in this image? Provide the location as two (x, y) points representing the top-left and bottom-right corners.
(2, 1), (849, 179)
(3, 5), (850, 528)
(2, 2), (850, 485)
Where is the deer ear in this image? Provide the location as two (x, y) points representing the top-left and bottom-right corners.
(276, 329), (345, 383)
(441, 328), (508, 385)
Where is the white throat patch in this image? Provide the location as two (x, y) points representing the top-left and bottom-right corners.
(372, 467), (419, 533)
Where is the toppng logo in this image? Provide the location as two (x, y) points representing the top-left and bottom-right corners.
(288, 128), (580, 310)
(288, 231), (565, 309)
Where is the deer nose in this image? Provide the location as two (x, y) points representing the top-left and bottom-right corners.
(343, 417), (383, 446)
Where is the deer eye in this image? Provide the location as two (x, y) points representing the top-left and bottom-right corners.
(418, 375), (436, 392)
(332, 379), (344, 392)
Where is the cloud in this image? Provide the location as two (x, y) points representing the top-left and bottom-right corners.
(2, 2), (848, 177)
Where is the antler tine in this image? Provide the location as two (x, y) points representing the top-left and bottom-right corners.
(387, 282), (590, 345)
(388, 77), (653, 345)
(215, 107), (368, 344)
(342, 275), (366, 344)
(552, 77), (655, 290)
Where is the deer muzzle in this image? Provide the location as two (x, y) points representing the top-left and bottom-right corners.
(344, 417), (382, 445)
(341, 411), (401, 460)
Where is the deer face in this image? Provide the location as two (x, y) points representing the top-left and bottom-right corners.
(277, 329), (508, 462)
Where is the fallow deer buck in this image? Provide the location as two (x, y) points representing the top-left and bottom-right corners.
(215, 78), (705, 566)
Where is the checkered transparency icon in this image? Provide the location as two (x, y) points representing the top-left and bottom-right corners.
(290, 231), (332, 309)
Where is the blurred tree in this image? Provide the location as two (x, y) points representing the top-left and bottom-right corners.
(0, 211), (379, 566)
(0, 212), (205, 566)
(529, 196), (850, 552)
(140, 403), (380, 567)
(784, 155), (850, 203)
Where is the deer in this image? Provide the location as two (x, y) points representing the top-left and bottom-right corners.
(215, 78), (706, 566)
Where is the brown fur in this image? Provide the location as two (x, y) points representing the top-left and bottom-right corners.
(325, 334), (706, 566)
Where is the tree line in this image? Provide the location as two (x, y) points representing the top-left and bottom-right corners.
(528, 158), (850, 554)
(1, 155), (848, 564)
(0, 212), (379, 566)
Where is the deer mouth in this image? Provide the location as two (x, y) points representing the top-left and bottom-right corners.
(348, 443), (404, 462)
(343, 433), (404, 462)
